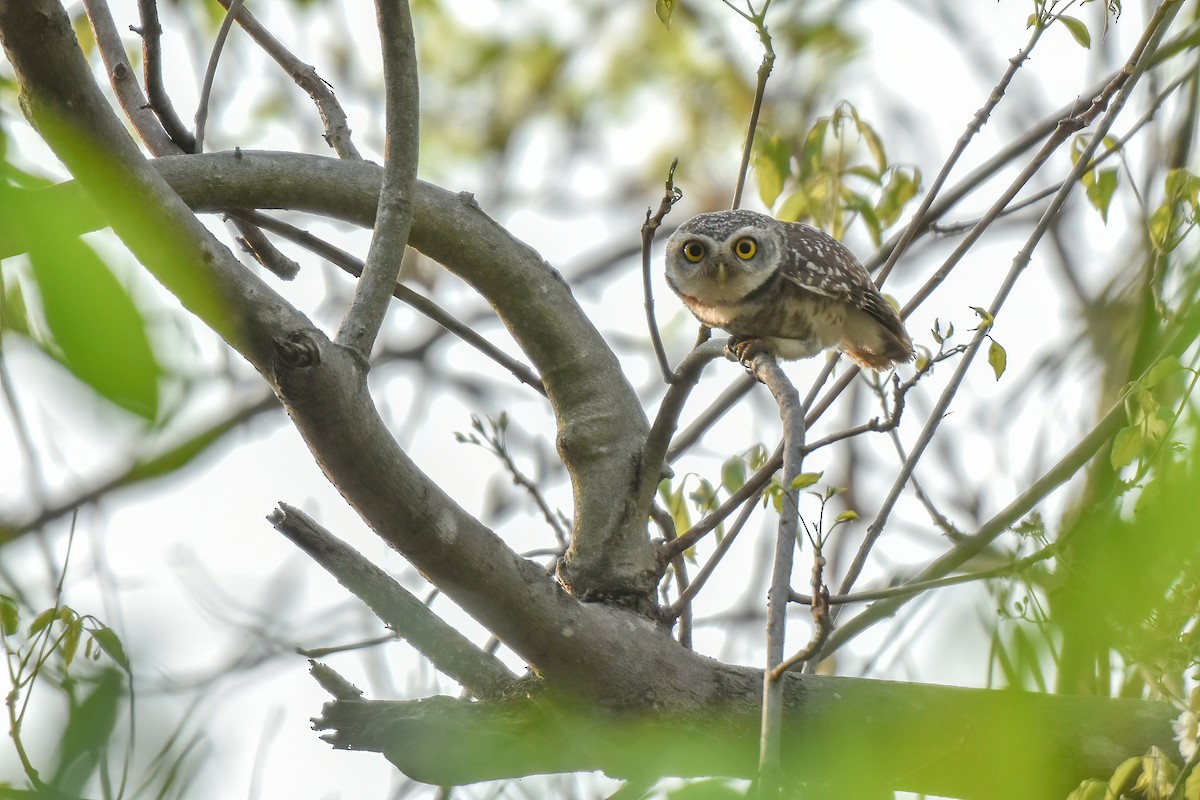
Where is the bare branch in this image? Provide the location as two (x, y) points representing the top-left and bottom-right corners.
(133, 0), (195, 152)
(336, 0), (419, 359)
(81, 0), (180, 156)
(641, 158), (682, 384)
(214, 0), (361, 159)
(193, 0), (244, 154)
(834, 0), (1186, 612)
(750, 354), (803, 798)
(269, 503), (517, 698)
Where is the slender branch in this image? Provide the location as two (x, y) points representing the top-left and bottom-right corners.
(234, 210), (546, 395)
(821, 269), (1200, 658)
(771, 543), (829, 677)
(81, 0), (180, 156)
(731, 11), (774, 210)
(874, 19), (1047, 287)
(268, 503), (517, 698)
(665, 494), (757, 620)
(639, 340), (728, 519)
(133, 0), (195, 152)
(213, 0), (361, 159)
(666, 373), (756, 461)
(835, 0), (1185, 614)
(335, 0), (419, 358)
(752, 354), (803, 799)
(228, 213), (301, 279)
(651, 504), (692, 648)
(642, 158), (682, 384)
(932, 68), (1196, 238)
(193, 0), (244, 153)
(790, 539), (1061, 607)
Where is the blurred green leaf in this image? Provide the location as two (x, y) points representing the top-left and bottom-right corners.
(28, 235), (159, 419)
(1059, 15), (1091, 48)
(835, 510), (858, 522)
(0, 595), (17, 636)
(721, 457), (746, 494)
(655, 0), (676, 29)
(91, 627), (130, 672)
(752, 133), (790, 208)
(29, 607), (55, 637)
(1110, 425), (1142, 470)
(1145, 355), (1182, 388)
(52, 667), (124, 795)
(790, 472), (822, 490)
(1083, 168), (1118, 223)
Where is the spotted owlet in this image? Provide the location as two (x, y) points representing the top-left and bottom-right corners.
(664, 209), (914, 370)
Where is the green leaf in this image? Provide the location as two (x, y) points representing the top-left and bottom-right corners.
(62, 617), (82, 668)
(790, 472), (822, 491)
(1110, 425), (1142, 470)
(91, 627), (130, 672)
(858, 119), (887, 172)
(52, 667), (124, 795)
(1148, 203), (1174, 250)
(1085, 168), (1118, 223)
(721, 457), (746, 494)
(987, 340), (1007, 381)
(1145, 355), (1182, 388)
(835, 510), (858, 522)
(971, 306), (994, 329)
(1059, 15), (1091, 48)
(776, 189), (810, 223)
(0, 595), (17, 636)
(28, 236), (160, 419)
(29, 607), (56, 636)
(655, 0), (675, 28)
(752, 134), (791, 208)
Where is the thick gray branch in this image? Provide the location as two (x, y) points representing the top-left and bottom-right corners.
(10, 150), (658, 605)
(315, 672), (1176, 800)
(0, 4), (649, 695)
(268, 503), (516, 698)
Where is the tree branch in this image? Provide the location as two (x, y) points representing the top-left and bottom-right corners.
(335, 0), (419, 359)
(316, 671), (1175, 800)
(268, 503), (516, 698)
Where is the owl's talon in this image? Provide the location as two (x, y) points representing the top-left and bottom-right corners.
(725, 337), (764, 369)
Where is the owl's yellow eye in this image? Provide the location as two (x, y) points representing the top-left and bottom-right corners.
(734, 237), (758, 260)
(682, 241), (706, 263)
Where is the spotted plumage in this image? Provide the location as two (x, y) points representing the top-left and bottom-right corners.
(664, 209), (914, 370)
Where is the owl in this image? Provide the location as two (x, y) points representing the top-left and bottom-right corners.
(664, 209), (914, 370)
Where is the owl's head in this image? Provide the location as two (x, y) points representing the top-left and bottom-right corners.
(664, 210), (785, 304)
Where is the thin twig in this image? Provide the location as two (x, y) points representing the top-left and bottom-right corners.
(731, 8), (774, 210)
(651, 504), (692, 647)
(834, 0), (1185, 614)
(665, 495), (757, 620)
(874, 19), (1047, 287)
(193, 0), (245, 153)
(81, 0), (180, 155)
(642, 158), (682, 384)
(790, 539), (1061, 607)
(235, 210), (546, 396)
(213, 0), (361, 159)
(133, 0), (195, 152)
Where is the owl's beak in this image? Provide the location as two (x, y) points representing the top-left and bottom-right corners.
(715, 262), (728, 286)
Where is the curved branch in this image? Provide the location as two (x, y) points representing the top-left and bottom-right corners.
(9, 149), (658, 605)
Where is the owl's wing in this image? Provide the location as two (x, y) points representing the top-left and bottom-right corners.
(777, 222), (901, 331)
